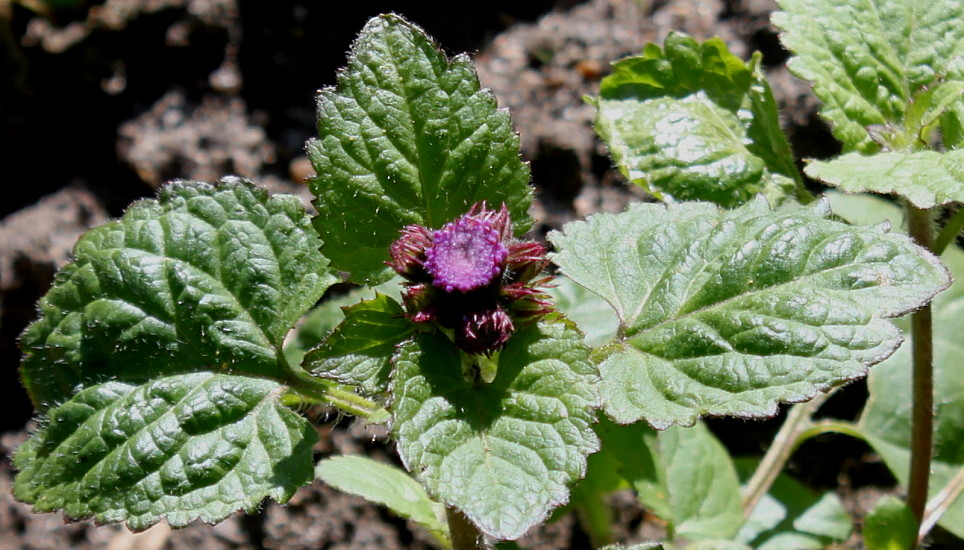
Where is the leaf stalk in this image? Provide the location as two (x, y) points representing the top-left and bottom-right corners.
(741, 392), (829, 515)
(446, 507), (488, 550)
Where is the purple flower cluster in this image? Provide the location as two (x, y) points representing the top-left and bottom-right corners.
(387, 203), (553, 354)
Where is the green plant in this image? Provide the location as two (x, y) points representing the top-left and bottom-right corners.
(11, 2), (963, 549)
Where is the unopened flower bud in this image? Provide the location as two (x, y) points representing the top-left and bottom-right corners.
(388, 224), (433, 280)
(456, 306), (514, 354)
(506, 241), (549, 283)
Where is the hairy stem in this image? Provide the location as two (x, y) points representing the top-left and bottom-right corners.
(934, 205), (964, 255)
(906, 204), (935, 528)
(446, 507), (487, 550)
(741, 392), (830, 515)
(286, 370), (389, 422)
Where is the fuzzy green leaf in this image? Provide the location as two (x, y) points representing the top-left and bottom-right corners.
(316, 456), (449, 546)
(19, 179), (336, 410)
(806, 150), (964, 209)
(303, 292), (412, 393)
(858, 246), (964, 539)
(596, 33), (798, 207)
(774, 0), (964, 152)
(550, 198), (950, 428)
(308, 14), (532, 283)
(547, 276), (619, 347)
(14, 373), (317, 530)
(599, 419), (744, 540)
(391, 321), (599, 540)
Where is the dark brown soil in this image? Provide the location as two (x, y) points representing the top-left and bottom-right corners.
(1, 1), (958, 548)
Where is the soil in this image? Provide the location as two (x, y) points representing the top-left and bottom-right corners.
(0, 1), (958, 548)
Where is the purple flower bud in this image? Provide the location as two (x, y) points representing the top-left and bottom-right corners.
(505, 241), (549, 283)
(424, 216), (509, 293)
(456, 306), (514, 354)
(465, 202), (512, 241)
(388, 224), (433, 280)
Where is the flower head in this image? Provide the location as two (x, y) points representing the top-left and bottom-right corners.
(388, 202), (552, 355)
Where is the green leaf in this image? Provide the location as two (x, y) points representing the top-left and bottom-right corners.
(283, 278), (404, 368)
(19, 179), (336, 410)
(596, 32), (799, 207)
(549, 198), (950, 428)
(303, 292), (412, 393)
(862, 496), (917, 550)
(316, 456), (449, 547)
(13, 373), (317, 530)
(806, 149), (964, 209)
(736, 459), (851, 549)
(598, 419), (744, 541)
(308, 14), (532, 283)
(391, 321), (599, 540)
(773, 0), (964, 152)
(547, 276), (619, 347)
(857, 245), (964, 538)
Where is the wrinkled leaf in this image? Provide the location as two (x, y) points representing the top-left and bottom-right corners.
(316, 455), (449, 546)
(806, 149), (964, 209)
(308, 14), (532, 283)
(858, 245), (964, 538)
(14, 373), (317, 530)
(391, 321), (599, 540)
(599, 419), (743, 541)
(304, 292), (412, 393)
(550, 198), (950, 428)
(862, 496), (917, 550)
(596, 32), (798, 207)
(20, 179), (336, 410)
(774, 0), (964, 152)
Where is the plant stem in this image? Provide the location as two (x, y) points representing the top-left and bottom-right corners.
(933, 205), (964, 254)
(446, 507), (487, 550)
(286, 370), (389, 423)
(920, 466), (964, 541)
(794, 419), (866, 445)
(741, 392), (829, 516)
(906, 204), (935, 529)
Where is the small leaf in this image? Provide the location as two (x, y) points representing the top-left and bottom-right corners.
(308, 14), (532, 283)
(316, 456), (449, 546)
(550, 198), (950, 428)
(14, 373), (317, 530)
(304, 292), (412, 393)
(599, 419), (743, 541)
(391, 321), (599, 540)
(806, 149), (964, 209)
(857, 245), (964, 539)
(20, 179), (336, 410)
(773, 0), (964, 152)
(596, 33), (799, 207)
(862, 496), (917, 550)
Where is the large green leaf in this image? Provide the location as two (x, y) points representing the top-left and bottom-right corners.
(316, 456), (449, 546)
(596, 33), (799, 207)
(806, 149), (964, 209)
(303, 292), (412, 393)
(862, 496), (917, 550)
(774, 0), (964, 152)
(391, 321), (599, 540)
(20, 179), (336, 410)
(308, 14), (532, 283)
(14, 373), (317, 530)
(599, 418), (744, 541)
(550, 198), (950, 428)
(857, 245), (964, 538)
(547, 275), (619, 347)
